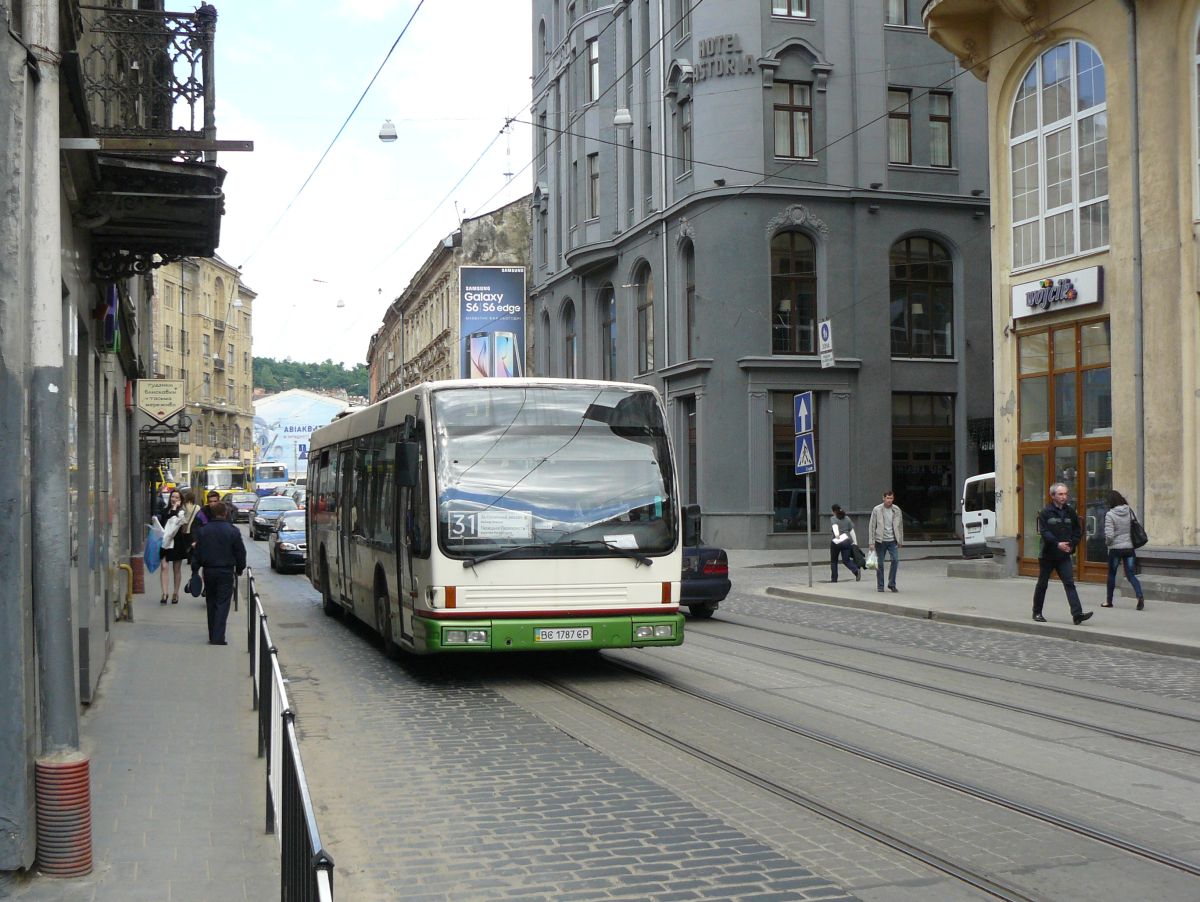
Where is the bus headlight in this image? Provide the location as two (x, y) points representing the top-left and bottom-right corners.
(443, 628), (490, 646)
(636, 624), (675, 640)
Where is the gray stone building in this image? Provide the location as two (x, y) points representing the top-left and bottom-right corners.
(529, 0), (993, 548)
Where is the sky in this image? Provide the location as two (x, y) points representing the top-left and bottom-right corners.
(211, 1), (533, 368)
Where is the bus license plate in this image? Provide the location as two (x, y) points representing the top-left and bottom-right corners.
(534, 627), (592, 643)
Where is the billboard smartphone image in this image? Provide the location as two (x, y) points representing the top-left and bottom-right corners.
(460, 266), (526, 379)
(469, 332), (491, 379)
(494, 331), (520, 378)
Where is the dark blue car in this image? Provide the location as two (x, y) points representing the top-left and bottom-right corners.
(680, 545), (730, 619)
(250, 495), (298, 540)
(268, 510), (307, 573)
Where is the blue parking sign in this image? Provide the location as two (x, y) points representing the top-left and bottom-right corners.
(794, 433), (816, 476)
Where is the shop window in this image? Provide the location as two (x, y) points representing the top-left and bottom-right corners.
(892, 393), (955, 538)
(772, 393), (817, 532)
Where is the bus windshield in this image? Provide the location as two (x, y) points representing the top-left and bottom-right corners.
(431, 385), (676, 557)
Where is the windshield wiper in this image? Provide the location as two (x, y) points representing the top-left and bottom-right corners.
(460, 542), (545, 568)
(554, 539), (653, 568)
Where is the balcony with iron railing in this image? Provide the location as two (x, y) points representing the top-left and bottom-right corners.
(62, 3), (252, 280)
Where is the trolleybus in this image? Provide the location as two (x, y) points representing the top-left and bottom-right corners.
(190, 458), (252, 495)
(254, 462), (289, 496)
(306, 379), (685, 655)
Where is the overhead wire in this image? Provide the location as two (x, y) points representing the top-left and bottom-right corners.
(242, 0), (428, 267)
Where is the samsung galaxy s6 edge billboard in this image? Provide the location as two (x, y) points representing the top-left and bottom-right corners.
(460, 266), (526, 379)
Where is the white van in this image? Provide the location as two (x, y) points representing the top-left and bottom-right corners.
(961, 472), (996, 557)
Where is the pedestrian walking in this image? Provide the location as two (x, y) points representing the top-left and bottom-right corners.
(156, 489), (184, 604)
(829, 504), (861, 582)
(868, 490), (904, 593)
(1032, 483), (1093, 625)
(1103, 490), (1145, 610)
(190, 499), (246, 645)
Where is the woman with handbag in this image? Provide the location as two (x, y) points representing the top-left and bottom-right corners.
(156, 489), (183, 604)
(829, 504), (862, 582)
(1103, 490), (1145, 610)
(162, 490), (202, 604)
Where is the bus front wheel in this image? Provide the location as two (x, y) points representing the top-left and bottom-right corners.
(320, 557), (339, 618)
(375, 583), (398, 658)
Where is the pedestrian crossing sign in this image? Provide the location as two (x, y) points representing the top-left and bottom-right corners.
(794, 433), (816, 476)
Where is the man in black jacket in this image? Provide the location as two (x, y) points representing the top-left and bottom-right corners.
(1032, 483), (1093, 625)
(191, 500), (247, 645)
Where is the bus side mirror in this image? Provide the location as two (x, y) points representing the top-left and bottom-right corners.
(683, 504), (702, 547)
(396, 442), (420, 487)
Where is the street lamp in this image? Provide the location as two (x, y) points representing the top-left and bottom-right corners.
(378, 119), (398, 143)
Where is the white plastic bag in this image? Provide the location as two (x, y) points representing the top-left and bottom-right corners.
(865, 548), (878, 570)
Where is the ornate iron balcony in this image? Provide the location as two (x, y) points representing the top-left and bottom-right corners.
(78, 3), (218, 156)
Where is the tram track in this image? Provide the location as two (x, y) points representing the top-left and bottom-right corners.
(683, 622), (1200, 759)
(695, 612), (1200, 721)
(537, 655), (1200, 899)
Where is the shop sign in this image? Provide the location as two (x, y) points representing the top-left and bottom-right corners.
(136, 379), (184, 422)
(1011, 265), (1102, 320)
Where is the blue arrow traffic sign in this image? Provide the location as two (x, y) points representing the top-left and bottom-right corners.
(793, 391), (813, 436)
(794, 433), (816, 476)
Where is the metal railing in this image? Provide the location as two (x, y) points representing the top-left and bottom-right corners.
(245, 569), (335, 901)
(78, 4), (217, 147)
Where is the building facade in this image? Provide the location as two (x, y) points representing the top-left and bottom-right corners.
(925, 0), (1200, 579)
(1, 1), (233, 871)
(150, 258), (256, 484)
(368, 196), (532, 396)
(530, 0), (993, 547)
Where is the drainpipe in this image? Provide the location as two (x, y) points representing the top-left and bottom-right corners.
(26, 0), (78, 755)
(657, 0), (670, 370)
(26, 0), (91, 876)
(1120, 0), (1145, 513)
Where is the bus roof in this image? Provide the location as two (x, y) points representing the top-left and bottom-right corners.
(308, 378), (664, 453)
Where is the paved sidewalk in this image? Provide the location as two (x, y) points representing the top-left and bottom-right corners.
(741, 549), (1199, 659)
(9, 582), (279, 901)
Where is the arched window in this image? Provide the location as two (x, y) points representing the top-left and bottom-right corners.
(681, 241), (696, 359)
(562, 299), (577, 378)
(232, 428), (240, 453)
(890, 237), (953, 358)
(599, 284), (617, 380)
(771, 231), (816, 354)
(1010, 41), (1107, 268)
(538, 19), (547, 68)
(541, 310), (552, 375)
(244, 428), (252, 451)
(208, 423), (216, 447)
(635, 264), (654, 373)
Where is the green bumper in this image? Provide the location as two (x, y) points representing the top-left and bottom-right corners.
(417, 613), (685, 653)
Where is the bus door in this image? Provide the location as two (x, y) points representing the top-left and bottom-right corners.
(395, 424), (425, 643)
(336, 446), (355, 604)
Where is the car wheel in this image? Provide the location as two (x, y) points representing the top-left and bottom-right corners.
(687, 602), (717, 620)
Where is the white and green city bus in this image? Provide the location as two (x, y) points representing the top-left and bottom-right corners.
(305, 379), (685, 654)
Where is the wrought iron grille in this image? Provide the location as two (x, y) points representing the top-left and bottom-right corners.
(78, 4), (217, 142)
